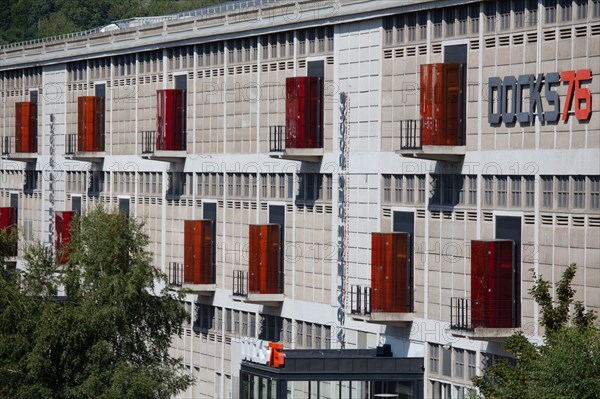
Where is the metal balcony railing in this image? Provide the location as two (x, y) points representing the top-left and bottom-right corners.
(269, 125), (285, 152)
(66, 134), (77, 155)
(141, 131), (156, 154)
(450, 297), (472, 330)
(2, 137), (10, 156)
(350, 285), (372, 315)
(399, 119), (421, 150)
(168, 262), (183, 287)
(233, 269), (248, 297)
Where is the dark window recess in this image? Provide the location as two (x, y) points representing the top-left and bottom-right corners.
(269, 204), (285, 282)
(72, 196), (82, 214)
(496, 216), (522, 323)
(118, 198), (130, 218)
(307, 60), (324, 80)
(193, 303), (214, 332)
(258, 314), (283, 342)
(88, 171), (103, 196)
(203, 202), (217, 272)
(29, 90), (38, 104)
(24, 170), (38, 192)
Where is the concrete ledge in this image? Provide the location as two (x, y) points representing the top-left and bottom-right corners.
(182, 283), (216, 296)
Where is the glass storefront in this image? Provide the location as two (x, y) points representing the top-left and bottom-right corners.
(241, 376), (418, 399)
(239, 348), (424, 399)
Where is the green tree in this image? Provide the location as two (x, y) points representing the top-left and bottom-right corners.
(0, 206), (193, 399)
(472, 264), (600, 399)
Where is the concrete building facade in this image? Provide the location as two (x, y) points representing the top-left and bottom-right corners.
(1, 0), (599, 397)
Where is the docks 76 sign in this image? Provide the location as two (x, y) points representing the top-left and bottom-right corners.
(488, 69), (592, 125)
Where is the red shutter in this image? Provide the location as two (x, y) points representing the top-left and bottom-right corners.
(371, 233), (385, 311)
(184, 220), (214, 284)
(0, 207), (16, 231)
(156, 89), (186, 151)
(77, 97), (103, 152)
(55, 211), (74, 264)
(248, 224), (261, 293)
(15, 102), (36, 153)
(371, 233), (412, 313)
(420, 63), (462, 146)
(184, 220), (194, 283)
(15, 102), (23, 152)
(0, 207), (17, 256)
(249, 224), (281, 294)
(471, 240), (515, 328)
(285, 77), (323, 149)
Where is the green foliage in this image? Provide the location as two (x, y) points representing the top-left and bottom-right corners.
(472, 264), (599, 399)
(0, 205), (193, 399)
(0, 0), (227, 45)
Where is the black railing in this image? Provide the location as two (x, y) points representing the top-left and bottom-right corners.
(450, 297), (472, 330)
(350, 285), (372, 315)
(269, 125), (285, 152)
(66, 134), (77, 155)
(399, 119), (421, 150)
(233, 269), (248, 297)
(141, 131), (156, 154)
(2, 136), (10, 155)
(168, 262), (183, 287)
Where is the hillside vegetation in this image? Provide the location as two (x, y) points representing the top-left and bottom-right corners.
(0, 0), (228, 45)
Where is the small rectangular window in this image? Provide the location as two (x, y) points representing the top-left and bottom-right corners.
(418, 176), (426, 204)
(468, 176), (477, 205)
(497, 176), (507, 207)
(430, 344), (440, 374)
(525, 176), (535, 208)
(542, 176), (553, 208)
(511, 177), (521, 207)
(590, 176), (600, 209)
(573, 176), (585, 208)
(484, 176), (494, 206)
(383, 175), (391, 202)
(557, 176), (569, 208)
(467, 350), (477, 379)
(394, 176), (403, 202)
(455, 349), (465, 379)
(545, 0), (557, 23)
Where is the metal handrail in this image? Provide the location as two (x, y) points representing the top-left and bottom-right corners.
(399, 119), (421, 150)
(233, 269), (248, 297)
(450, 297), (472, 330)
(65, 134), (77, 155)
(168, 262), (184, 287)
(269, 125), (285, 152)
(141, 130), (156, 154)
